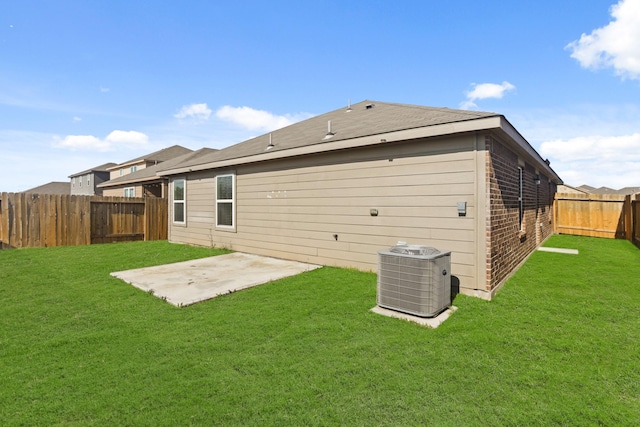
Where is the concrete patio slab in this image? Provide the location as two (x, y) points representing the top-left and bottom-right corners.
(371, 305), (458, 328)
(111, 252), (322, 307)
(537, 247), (579, 255)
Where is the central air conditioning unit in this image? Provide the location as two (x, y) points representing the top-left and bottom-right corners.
(377, 244), (451, 318)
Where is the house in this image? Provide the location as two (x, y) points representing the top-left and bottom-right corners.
(23, 181), (70, 195)
(563, 184), (640, 196)
(100, 145), (193, 197)
(98, 148), (217, 198)
(69, 162), (117, 195)
(158, 100), (562, 299)
(589, 186), (640, 195)
(558, 184), (590, 194)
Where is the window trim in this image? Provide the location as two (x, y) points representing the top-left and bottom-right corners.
(518, 166), (524, 232)
(172, 178), (186, 225)
(216, 173), (236, 231)
(124, 187), (135, 198)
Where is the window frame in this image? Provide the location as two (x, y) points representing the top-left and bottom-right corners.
(172, 178), (186, 225)
(124, 187), (135, 198)
(518, 166), (524, 231)
(216, 173), (236, 231)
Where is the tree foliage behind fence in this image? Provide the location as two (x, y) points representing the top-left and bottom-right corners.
(0, 193), (167, 249)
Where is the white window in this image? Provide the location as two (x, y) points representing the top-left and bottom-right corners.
(131, 166), (137, 173)
(124, 187), (135, 198)
(173, 179), (185, 224)
(72, 177), (75, 187)
(119, 169), (124, 176)
(87, 175), (90, 187)
(79, 176), (83, 187)
(518, 167), (524, 231)
(216, 174), (235, 229)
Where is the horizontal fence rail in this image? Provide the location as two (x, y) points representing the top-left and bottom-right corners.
(0, 193), (167, 249)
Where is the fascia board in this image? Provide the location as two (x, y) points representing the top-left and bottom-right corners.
(97, 175), (163, 188)
(495, 116), (563, 184)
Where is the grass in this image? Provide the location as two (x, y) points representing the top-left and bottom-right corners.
(1, 236), (639, 426)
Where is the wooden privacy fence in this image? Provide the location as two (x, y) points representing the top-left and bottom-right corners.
(554, 193), (639, 246)
(0, 193), (167, 249)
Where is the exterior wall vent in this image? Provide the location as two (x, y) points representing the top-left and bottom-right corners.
(377, 244), (451, 317)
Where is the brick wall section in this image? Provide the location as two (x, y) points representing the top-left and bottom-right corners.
(485, 136), (556, 291)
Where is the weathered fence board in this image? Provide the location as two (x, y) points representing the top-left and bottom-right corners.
(0, 193), (168, 249)
(633, 196), (640, 248)
(554, 193), (635, 241)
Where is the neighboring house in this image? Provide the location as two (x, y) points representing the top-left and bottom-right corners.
(98, 148), (216, 198)
(69, 162), (117, 195)
(566, 185), (640, 195)
(558, 184), (590, 194)
(23, 181), (70, 195)
(590, 186), (640, 195)
(159, 100), (562, 300)
(100, 145), (193, 197)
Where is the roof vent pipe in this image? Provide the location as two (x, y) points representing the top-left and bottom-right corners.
(266, 133), (274, 150)
(346, 99), (352, 112)
(324, 120), (335, 140)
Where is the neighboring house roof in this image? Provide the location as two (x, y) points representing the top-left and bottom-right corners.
(590, 186), (640, 195)
(159, 100), (562, 184)
(577, 185), (595, 192)
(566, 184), (640, 195)
(23, 181), (70, 194)
(618, 186), (640, 195)
(98, 148), (217, 188)
(107, 145), (193, 170)
(68, 162), (118, 178)
(558, 184), (590, 194)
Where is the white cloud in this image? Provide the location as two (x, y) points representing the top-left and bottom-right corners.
(540, 133), (640, 187)
(174, 103), (212, 121)
(72, 116), (82, 122)
(53, 130), (149, 152)
(99, 86), (110, 93)
(566, 0), (640, 80)
(105, 130), (148, 145)
(460, 81), (516, 109)
(215, 105), (312, 132)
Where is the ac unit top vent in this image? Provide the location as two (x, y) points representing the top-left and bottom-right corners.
(381, 245), (450, 260)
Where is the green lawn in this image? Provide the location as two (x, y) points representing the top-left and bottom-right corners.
(1, 236), (639, 426)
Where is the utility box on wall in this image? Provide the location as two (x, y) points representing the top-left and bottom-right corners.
(377, 245), (452, 318)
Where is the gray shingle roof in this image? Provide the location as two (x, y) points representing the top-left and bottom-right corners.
(98, 148), (217, 187)
(108, 145), (193, 169)
(167, 100), (499, 170)
(23, 181), (70, 194)
(69, 162), (118, 178)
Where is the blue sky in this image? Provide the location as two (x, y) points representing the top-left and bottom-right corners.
(2, 0), (640, 192)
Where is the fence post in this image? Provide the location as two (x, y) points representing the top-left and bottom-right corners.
(624, 194), (632, 242)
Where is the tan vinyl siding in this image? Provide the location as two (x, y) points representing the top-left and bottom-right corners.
(102, 186), (142, 198)
(170, 134), (484, 292)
